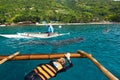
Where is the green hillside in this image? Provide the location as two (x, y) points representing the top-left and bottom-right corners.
(0, 0), (120, 24)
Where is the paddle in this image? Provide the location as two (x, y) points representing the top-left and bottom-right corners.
(0, 52), (20, 64)
(77, 50), (119, 80)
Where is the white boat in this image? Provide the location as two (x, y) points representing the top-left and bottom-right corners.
(0, 24), (6, 27)
(0, 32), (70, 38)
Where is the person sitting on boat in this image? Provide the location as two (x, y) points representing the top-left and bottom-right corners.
(25, 53), (73, 80)
(47, 23), (54, 36)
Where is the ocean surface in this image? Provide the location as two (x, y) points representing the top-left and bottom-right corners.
(0, 24), (119, 80)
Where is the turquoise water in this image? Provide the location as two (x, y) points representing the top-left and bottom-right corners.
(0, 24), (120, 80)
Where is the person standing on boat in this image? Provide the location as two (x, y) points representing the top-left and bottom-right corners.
(47, 23), (54, 36)
(25, 53), (73, 80)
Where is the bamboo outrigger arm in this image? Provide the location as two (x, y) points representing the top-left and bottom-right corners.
(0, 52), (90, 60)
(0, 52), (20, 64)
(77, 50), (119, 80)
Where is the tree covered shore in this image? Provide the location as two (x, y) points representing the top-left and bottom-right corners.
(0, 0), (120, 25)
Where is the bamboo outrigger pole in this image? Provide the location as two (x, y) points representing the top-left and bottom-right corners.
(0, 52), (20, 64)
(0, 52), (90, 60)
(77, 50), (119, 80)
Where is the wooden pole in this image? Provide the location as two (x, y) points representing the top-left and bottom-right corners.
(0, 52), (20, 64)
(0, 52), (90, 60)
(77, 50), (119, 80)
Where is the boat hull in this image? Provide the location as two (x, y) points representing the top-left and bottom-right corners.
(0, 32), (69, 38)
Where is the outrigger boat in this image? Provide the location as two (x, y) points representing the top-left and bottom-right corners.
(0, 32), (70, 38)
(0, 50), (118, 80)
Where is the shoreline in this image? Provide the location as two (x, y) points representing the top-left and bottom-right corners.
(0, 22), (120, 27)
(35, 21), (120, 26)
